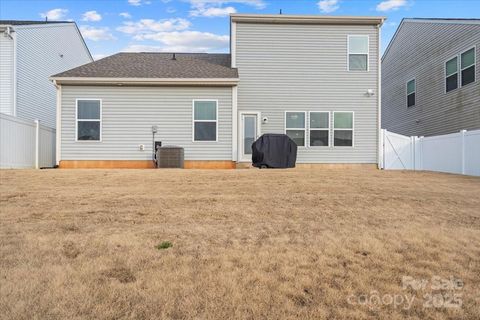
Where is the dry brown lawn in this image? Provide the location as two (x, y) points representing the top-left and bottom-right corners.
(0, 168), (479, 320)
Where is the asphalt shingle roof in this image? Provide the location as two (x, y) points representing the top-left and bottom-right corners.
(52, 52), (238, 79)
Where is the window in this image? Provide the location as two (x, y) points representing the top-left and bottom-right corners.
(309, 112), (330, 146)
(406, 79), (416, 107)
(333, 112), (353, 147)
(348, 35), (368, 71)
(461, 47), (475, 86)
(285, 111), (306, 147)
(445, 56), (458, 92)
(76, 99), (101, 141)
(193, 100), (217, 141)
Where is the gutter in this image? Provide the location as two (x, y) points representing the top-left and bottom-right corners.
(231, 14), (386, 26)
(50, 77), (240, 86)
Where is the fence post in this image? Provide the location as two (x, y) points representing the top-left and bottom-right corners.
(461, 130), (466, 175)
(34, 119), (39, 169)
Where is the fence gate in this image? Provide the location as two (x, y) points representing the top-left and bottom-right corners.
(382, 129), (414, 170)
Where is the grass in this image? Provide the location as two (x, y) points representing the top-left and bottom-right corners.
(0, 168), (479, 319)
(155, 241), (173, 250)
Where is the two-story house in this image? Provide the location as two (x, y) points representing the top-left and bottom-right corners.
(50, 14), (385, 169)
(382, 18), (480, 137)
(0, 20), (92, 129)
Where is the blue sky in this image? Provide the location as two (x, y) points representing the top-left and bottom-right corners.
(1, 0), (478, 60)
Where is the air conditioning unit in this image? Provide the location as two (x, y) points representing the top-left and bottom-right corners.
(156, 146), (184, 168)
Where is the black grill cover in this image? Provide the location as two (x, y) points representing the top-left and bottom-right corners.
(252, 134), (297, 168)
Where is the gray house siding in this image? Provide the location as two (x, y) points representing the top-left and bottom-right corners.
(0, 33), (14, 115)
(382, 20), (480, 137)
(60, 85), (232, 161)
(15, 24), (92, 129)
(235, 22), (380, 163)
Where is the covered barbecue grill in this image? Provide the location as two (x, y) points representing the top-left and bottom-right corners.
(251, 134), (297, 168)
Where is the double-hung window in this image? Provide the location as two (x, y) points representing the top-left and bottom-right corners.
(460, 47), (475, 86)
(333, 112), (353, 147)
(445, 56), (458, 92)
(76, 99), (101, 141)
(309, 112), (330, 147)
(406, 79), (416, 107)
(348, 35), (369, 71)
(193, 100), (217, 142)
(285, 111), (306, 147)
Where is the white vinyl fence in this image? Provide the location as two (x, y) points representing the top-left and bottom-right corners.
(382, 129), (480, 176)
(0, 113), (56, 169)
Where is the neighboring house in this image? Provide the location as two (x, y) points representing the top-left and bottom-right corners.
(382, 18), (480, 137)
(0, 20), (92, 129)
(51, 14), (385, 169)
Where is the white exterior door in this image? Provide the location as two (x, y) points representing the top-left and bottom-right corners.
(239, 112), (260, 162)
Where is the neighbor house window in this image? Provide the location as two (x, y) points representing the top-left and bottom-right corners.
(445, 56), (458, 92)
(460, 47), (475, 86)
(348, 35), (369, 71)
(285, 111), (306, 147)
(407, 79), (416, 107)
(309, 112), (330, 147)
(76, 99), (101, 141)
(193, 100), (217, 141)
(333, 112), (353, 147)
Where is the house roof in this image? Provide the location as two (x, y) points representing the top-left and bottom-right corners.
(382, 18), (480, 61)
(52, 52), (238, 82)
(230, 14), (386, 26)
(0, 20), (73, 26)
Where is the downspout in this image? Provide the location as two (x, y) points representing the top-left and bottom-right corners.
(53, 80), (62, 167)
(377, 23), (383, 169)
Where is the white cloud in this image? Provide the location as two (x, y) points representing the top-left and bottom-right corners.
(93, 53), (108, 60)
(80, 26), (116, 41)
(119, 12), (132, 19)
(124, 31), (229, 52)
(128, 0), (151, 6)
(82, 10), (102, 22)
(39, 8), (68, 21)
(117, 18), (191, 34)
(190, 6), (236, 17)
(318, 0), (339, 13)
(376, 0), (407, 12)
(189, 0), (265, 9)
(166, 7), (177, 13)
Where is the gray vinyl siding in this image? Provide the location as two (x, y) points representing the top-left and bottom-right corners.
(0, 33), (14, 115)
(382, 21), (480, 137)
(235, 22), (379, 163)
(15, 24), (92, 129)
(60, 85), (232, 161)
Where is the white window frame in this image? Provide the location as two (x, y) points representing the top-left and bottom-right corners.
(460, 46), (476, 87)
(75, 98), (102, 142)
(333, 111), (354, 147)
(284, 111), (307, 147)
(192, 99), (218, 143)
(406, 78), (416, 108)
(308, 111), (330, 147)
(347, 35), (369, 72)
(444, 54), (459, 94)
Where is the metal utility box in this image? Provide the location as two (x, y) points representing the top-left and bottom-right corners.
(156, 146), (184, 168)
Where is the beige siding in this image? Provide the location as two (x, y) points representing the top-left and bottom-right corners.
(235, 22), (380, 163)
(0, 33), (14, 115)
(61, 85), (232, 161)
(15, 24), (92, 128)
(382, 21), (480, 137)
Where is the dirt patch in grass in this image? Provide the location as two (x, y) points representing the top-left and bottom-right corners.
(0, 168), (479, 319)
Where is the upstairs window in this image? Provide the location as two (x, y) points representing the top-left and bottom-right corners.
(348, 35), (369, 71)
(309, 112), (330, 147)
(445, 56), (458, 92)
(461, 47), (475, 86)
(333, 112), (353, 147)
(407, 79), (416, 107)
(76, 99), (101, 141)
(193, 100), (217, 141)
(285, 112), (306, 147)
